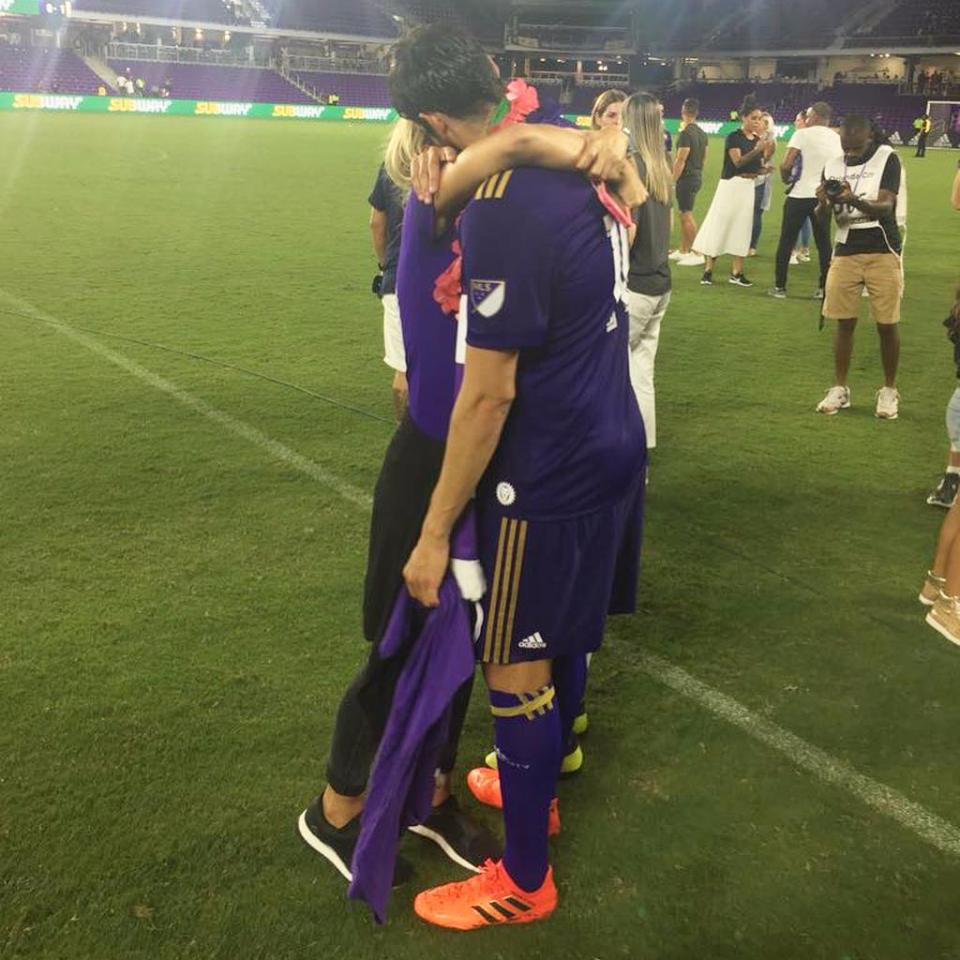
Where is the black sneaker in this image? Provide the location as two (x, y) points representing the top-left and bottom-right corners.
(700, 270), (713, 285)
(768, 286), (787, 299)
(927, 472), (960, 508)
(297, 796), (413, 886)
(813, 288), (825, 300)
(408, 795), (501, 872)
(729, 273), (753, 287)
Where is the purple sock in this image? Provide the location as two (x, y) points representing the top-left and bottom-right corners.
(490, 684), (561, 892)
(552, 654), (588, 759)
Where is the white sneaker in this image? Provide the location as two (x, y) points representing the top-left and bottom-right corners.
(669, 250), (684, 261)
(876, 387), (900, 420)
(677, 253), (705, 266)
(789, 253), (800, 265)
(816, 385), (851, 415)
(797, 251), (811, 263)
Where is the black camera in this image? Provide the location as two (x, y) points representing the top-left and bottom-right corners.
(371, 273), (383, 297)
(823, 178), (847, 200)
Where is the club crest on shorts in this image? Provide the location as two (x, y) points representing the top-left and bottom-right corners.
(496, 481), (516, 506)
(470, 279), (506, 319)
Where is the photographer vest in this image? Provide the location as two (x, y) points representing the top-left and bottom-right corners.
(824, 145), (906, 248)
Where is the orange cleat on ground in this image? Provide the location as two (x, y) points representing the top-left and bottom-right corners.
(466, 767), (561, 836)
(414, 859), (557, 931)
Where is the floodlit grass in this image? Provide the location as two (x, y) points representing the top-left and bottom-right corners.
(2, 112), (960, 959)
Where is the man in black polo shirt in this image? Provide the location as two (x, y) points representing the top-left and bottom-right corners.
(673, 98), (708, 266)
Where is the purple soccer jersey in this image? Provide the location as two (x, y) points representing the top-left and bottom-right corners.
(461, 167), (646, 521)
(395, 195), (460, 443)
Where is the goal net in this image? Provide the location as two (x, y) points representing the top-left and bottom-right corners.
(927, 100), (960, 148)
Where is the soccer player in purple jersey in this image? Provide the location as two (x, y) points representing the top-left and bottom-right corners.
(295, 30), (505, 887)
(297, 24), (640, 896)
(403, 41), (647, 932)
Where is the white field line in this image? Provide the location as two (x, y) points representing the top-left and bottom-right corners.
(0, 288), (372, 511)
(6, 287), (960, 860)
(638, 652), (960, 857)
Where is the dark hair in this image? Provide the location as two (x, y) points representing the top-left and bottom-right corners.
(389, 24), (503, 122)
(809, 100), (832, 121)
(682, 97), (699, 117)
(842, 115), (872, 138)
(739, 93), (761, 118)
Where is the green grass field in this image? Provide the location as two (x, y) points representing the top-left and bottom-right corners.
(2, 111), (960, 960)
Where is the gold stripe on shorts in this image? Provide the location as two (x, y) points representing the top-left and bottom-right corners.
(500, 520), (528, 665)
(481, 518), (529, 664)
(491, 520), (519, 665)
(482, 517), (510, 663)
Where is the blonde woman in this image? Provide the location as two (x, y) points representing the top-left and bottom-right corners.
(749, 111), (777, 256)
(693, 95), (774, 287)
(591, 88), (627, 130)
(623, 91), (674, 450)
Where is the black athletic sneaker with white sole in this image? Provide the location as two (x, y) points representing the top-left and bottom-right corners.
(408, 795), (501, 873)
(700, 270), (713, 286)
(297, 796), (413, 887)
(729, 273), (753, 287)
(927, 472), (960, 508)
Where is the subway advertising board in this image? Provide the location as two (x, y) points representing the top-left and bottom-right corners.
(0, 93), (400, 120)
(0, 93), (797, 138)
(0, 0), (41, 14)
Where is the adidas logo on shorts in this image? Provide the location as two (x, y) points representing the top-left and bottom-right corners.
(517, 632), (547, 650)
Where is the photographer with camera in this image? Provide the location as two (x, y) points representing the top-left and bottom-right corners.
(369, 162), (408, 421)
(814, 116), (904, 420)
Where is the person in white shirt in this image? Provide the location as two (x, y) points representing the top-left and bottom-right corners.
(769, 102), (842, 299)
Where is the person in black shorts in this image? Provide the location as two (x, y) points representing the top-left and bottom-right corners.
(672, 98), (708, 266)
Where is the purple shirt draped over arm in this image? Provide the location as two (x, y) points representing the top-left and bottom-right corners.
(347, 578), (475, 923)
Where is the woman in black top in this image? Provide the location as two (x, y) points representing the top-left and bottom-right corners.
(691, 95), (774, 287)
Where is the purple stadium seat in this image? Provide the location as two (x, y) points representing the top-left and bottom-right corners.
(262, 0), (397, 37)
(0, 46), (102, 94)
(290, 71), (390, 107)
(108, 59), (315, 103)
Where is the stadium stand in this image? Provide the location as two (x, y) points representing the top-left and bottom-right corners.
(72, 0), (244, 25)
(262, 0), (398, 37)
(389, 0), (508, 43)
(0, 46), (102, 94)
(696, 0), (843, 52)
(864, 0), (960, 43)
(289, 70), (390, 106)
(107, 59), (315, 102)
(659, 80), (926, 136)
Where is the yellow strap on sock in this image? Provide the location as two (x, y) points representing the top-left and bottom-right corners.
(490, 685), (555, 720)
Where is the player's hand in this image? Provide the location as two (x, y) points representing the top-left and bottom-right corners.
(403, 530), (450, 608)
(609, 158), (648, 210)
(762, 139), (776, 158)
(577, 127), (629, 182)
(411, 146), (459, 204)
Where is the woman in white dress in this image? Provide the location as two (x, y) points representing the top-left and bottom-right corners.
(693, 95), (774, 288)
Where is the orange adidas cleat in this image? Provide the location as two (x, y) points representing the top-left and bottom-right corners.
(466, 767), (561, 836)
(414, 858), (557, 931)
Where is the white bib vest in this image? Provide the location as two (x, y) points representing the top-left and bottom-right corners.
(824, 145), (906, 247)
